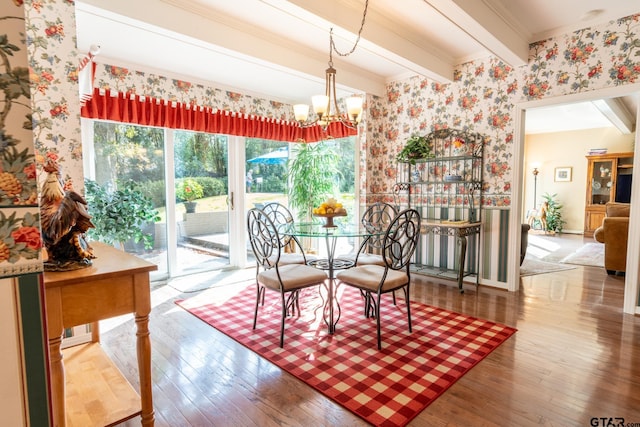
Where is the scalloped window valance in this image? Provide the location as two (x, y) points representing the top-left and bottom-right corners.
(80, 88), (356, 143)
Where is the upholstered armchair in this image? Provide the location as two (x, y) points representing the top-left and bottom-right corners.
(594, 202), (630, 275)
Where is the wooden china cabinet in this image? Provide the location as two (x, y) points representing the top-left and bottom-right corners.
(584, 152), (633, 236)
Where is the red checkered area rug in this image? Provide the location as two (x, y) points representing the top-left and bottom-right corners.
(176, 283), (516, 427)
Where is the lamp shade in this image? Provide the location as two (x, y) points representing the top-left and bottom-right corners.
(293, 104), (309, 122)
(312, 95), (329, 116)
(345, 96), (363, 119)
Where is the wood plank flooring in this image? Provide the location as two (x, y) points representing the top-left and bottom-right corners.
(100, 236), (640, 426)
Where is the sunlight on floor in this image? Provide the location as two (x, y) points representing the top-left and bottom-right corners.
(526, 234), (562, 259)
(99, 267), (256, 334)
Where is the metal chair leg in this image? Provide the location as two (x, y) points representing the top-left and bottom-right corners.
(253, 285), (264, 330)
(376, 293), (382, 350)
(405, 285), (412, 333)
(280, 293), (286, 348)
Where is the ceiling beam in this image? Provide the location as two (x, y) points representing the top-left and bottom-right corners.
(283, 0), (456, 82)
(592, 98), (636, 134)
(425, 0), (529, 67)
(78, 0), (387, 98)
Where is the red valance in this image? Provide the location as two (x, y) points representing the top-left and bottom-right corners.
(80, 88), (357, 143)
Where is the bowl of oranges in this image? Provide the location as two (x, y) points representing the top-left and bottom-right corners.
(313, 198), (347, 227)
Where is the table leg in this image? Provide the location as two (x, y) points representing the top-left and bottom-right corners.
(50, 335), (65, 427)
(456, 233), (467, 293)
(91, 321), (100, 343)
(135, 312), (155, 426)
(322, 233), (341, 334)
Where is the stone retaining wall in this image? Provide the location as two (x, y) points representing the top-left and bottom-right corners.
(179, 211), (228, 237)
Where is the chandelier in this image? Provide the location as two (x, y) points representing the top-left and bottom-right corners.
(293, 0), (369, 130)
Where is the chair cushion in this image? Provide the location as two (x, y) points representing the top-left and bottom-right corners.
(269, 253), (307, 266)
(355, 253), (385, 266)
(336, 265), (408, 292)
(605, 202), (630, 217)
(258, 264), (327, 291)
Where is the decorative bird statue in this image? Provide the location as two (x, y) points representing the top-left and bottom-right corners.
(40, 158), (95, 271)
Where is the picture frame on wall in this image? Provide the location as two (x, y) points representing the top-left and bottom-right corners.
(554, 167), (572, 182)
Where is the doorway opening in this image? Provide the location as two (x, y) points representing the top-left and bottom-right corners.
(521, 98), (636, 261)
(514, 87), (640, 313)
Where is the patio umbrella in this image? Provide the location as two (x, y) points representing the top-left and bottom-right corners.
(247, 147), (289, 165)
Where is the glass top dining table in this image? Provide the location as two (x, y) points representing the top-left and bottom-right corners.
(278, 220), (385, 334)
(278, 221), (385, 271)
(279, 220), (381, 236)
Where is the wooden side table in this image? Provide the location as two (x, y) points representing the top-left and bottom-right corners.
(43, 242), (157, 426)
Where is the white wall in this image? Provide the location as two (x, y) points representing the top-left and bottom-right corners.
(524, 127), (635, 233)
(0, 279), (26, 426)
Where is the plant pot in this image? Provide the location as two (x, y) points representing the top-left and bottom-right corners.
(184, 201), (197, 213)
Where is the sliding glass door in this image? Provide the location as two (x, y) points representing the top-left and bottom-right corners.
(173, 131), (230, 276)
(82, 120), (358, 280)
(86, 121), (169, 281)
(83, 120), (237, 281)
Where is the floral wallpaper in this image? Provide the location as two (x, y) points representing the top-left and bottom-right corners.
(26, 0), (85, 192)
(91, 64), (295, 122)
(364, 14), (639, 283)
(16, 2), (640, 284)
(0, 2), (42, 277)
(366, 14), (640, 211)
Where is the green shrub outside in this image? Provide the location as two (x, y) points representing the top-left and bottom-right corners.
(132, 180), (166, 208)
(262, 175), (286, 193)
(131, 177), (228, 208)
(195, 177), (227, 198)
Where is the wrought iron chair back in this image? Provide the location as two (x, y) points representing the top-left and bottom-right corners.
(355, 202), (398, 265)
(382, 208), (421, 270)
(262, 202), (307, 260)
(246, 207), (327, 347)
(247, 207), (281, 270)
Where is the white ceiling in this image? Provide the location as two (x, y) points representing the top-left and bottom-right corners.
(75, 0), (639, 133)
(525, 102), (613, 135)
(526, 98), (636, 135)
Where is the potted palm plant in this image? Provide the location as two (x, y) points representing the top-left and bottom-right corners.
(542, 192), (565, 234)
(287, 142), (340, 222)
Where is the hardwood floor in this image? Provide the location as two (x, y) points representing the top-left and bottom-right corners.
(101, 237), (640, 426)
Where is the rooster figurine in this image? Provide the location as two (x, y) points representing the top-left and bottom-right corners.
(40, 159), (95, 271)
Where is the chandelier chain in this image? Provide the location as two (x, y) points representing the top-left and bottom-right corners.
(328, 0), (369, 65)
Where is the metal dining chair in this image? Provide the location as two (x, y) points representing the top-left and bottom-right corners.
(336, 208), (421, 350)
(261, 202), (310, 265)
(349, 202), (400, 315)
(247, 208), (327, 347)
(353, 201), (398, 266)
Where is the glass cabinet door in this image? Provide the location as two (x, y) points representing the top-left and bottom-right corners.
(590, 159), (614, 205)
(616, 156), (634, 203)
